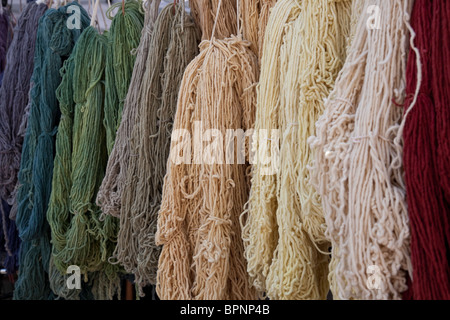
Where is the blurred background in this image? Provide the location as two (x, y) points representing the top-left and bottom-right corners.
(3, 0), (191, 31)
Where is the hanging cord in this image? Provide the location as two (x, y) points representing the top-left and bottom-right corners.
(91, 0), (100, 27)
(182, 0), (185, 31)
(236, 0), (240, 37)
(210, 0), (222, 42)
(122, 0), (125, 15)
(98, 0), (108, 31)
(173, 0), (185, 32)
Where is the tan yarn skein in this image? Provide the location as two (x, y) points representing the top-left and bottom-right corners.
(309, 0), (414, 300)
(156, 2), (259, 299)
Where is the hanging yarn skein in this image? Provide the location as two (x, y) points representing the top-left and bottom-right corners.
(98, 2), (199, 295)
(107, 2), (199, 295)
(241, 0), (352, 300)
(402, 0), (450, 300)
(0, 0), (46, 208)
(241, 0), (300, 297)
(96, 0), (161, 219)
(104, 0), (144, 155)
(309, 0), (414, 300)
(47, 25), (122, 300)
(14, 2), (90, 300)
(156, 1), (259, 300)
(0, 0), (47, 276)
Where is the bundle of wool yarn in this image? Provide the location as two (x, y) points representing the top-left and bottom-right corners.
(14, 2), (90, 300)
(241, 0), (352, 300)
(155, 6), (259, 298)
(402, 0), (450, 300)
(0, 0), (47, 275)
(309, 0), (414, 300)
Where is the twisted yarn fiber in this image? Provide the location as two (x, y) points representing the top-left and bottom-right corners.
(239, 0), (260, 56)
(96, 0), (160, 219)
(239, 0), (277, 60)
(14, 2), (90, 300)
(189, 0), (237, 40)
(241, 0), (352, 300)
(156, 35), (259, 300)
(104, 0), (144, 155)
(402, 0), (450, 300)
(109, 3), (199, 295)
(47, 26), (121, 300)
(309, 0), (414, 300)
(0, 3), (47, 274)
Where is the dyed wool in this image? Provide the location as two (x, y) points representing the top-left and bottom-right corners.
(155, 33), (259, 299)
(0, 0), (46, 207)
(14, 2), (90, 300)
(190, 0), (237, 40)
(239, 0), (277, 60)
(309, 0), (414, 300)
(96, 0), (161, 219)
(123, 3), (199, 294)
(402, 0), (450, 300)
(47, 25), (121, 300)
(241, 0), (352, 300)
(98, 3), (199, 296)
(0, 1), (47, 275)
(103, 0), (144, 155)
